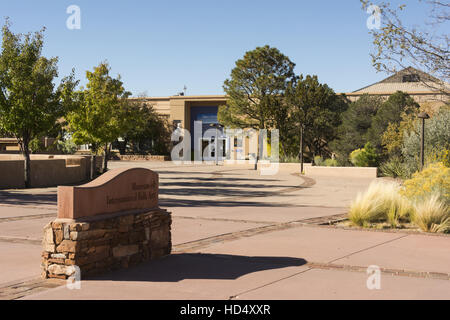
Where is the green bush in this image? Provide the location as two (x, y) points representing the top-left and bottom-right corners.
(379, 156), (408, 179)
(280, 155), (301, 163)
(57, 139), (78, 154)
(314, 156), (325, 166)
(30, 137), (44, 153)
(324, 158), (338, 167)
(349, 142), (379, 167)
(313, 156), (338, 167)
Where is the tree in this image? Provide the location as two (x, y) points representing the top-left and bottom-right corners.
(329, 94), (382, 163)
(382, 110), (418, 156)
(218, 45), (296, 160)
(382, 97), (439, 156)
(66, 62), (131, 172)
(365, 91), (419, 152)
(0, 21), (77, 187)
(286, 75), (348, 167)
(361, 1), (449, 98)
(119, 102), (171, 155)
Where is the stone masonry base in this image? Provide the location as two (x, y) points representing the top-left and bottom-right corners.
(41, 208), (171, 279)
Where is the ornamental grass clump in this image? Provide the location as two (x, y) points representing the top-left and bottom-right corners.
(386, 194), (414, 227)
(349, 181), (406, 226)
(399, 162), (449, 233)
(412, 195), (450, 233)
(349, 165), (449, 232)
(349, 181), (414, 227)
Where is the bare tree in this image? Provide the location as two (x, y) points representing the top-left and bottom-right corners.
(361, 1), (449, 98)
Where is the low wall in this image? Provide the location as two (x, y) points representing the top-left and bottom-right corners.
(0, 154), (103, 189)
(42, 208), (172, 279)
(223, 160), (312, 172)
(116, 155), (169, 161)
(0, 160), (24, 188)
(304, 166), (378, 178)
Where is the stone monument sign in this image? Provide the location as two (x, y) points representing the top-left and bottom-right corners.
(57, 167), (159, 219)
(42, 167), (171, 280)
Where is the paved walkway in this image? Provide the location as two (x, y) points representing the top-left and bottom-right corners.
(0, 161), (448, 299)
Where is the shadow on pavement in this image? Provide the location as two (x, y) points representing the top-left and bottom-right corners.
(158, 199), (294, 207)
(93, 253), (307, 282)
(0, 190), (57, 206)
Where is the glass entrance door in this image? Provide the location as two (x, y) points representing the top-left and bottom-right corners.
(200, 137), (227, 162)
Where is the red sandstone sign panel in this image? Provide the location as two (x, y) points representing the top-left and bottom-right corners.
(58, 167), (158, 219)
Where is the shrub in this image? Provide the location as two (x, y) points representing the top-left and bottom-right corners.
(57, 139), (78, 155)
(348, 181), (411, 227)
(349, 149), (362, 166)
(280, 155), (300, 163)
(350, 142), (379, 167)
(30, 137), (44, 153)
(427, 148), (450, 168)
(379, 156), (408, 179)
(313, 156), (338, 167)
(412, 195), (449, 233)
(400, 162), (450, 203)
(313, 156), (325, 166)
(324, 158), (339, 167)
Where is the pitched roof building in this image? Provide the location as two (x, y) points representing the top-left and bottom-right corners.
(345, 67), (449, 106)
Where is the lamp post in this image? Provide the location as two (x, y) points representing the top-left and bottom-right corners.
(209, 123), (223, 166)
(299, 124), (304, 174)
(417, 112), (430, 171)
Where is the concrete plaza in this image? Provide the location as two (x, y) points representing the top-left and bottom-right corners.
(0, 161), (449, 300)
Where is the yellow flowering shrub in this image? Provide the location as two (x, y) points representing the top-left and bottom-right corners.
(426, 149), (450, 168)
(400, 162), (450, 201)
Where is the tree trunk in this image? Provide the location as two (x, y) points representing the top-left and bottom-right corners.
(90, 155), (96, 180)
(22, 138), (31, 188)
(103, 143), (109, 173)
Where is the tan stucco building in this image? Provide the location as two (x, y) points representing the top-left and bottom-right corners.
(132, 67), (448, 133)
(128, 95), (228, 132)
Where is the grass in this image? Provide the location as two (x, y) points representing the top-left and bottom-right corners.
(349, 181), (397, 226)
(349, 181), (414, 228)
(412, 195), (450, 233)
(386, 193), (414, 227)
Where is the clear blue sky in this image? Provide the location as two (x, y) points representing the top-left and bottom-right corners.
(0, 0), (429, 96)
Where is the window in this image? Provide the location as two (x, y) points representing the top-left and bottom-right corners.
(402, 74), (420, 83)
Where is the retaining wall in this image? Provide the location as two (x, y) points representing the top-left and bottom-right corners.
(304, 166), (378, 178)
(0, 154), (103, 189)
